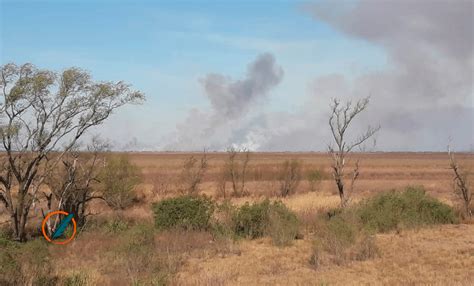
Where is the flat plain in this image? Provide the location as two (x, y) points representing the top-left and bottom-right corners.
(1, 152), (473, 285)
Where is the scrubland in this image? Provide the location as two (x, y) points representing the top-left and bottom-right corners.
(1, 152), (473, 285)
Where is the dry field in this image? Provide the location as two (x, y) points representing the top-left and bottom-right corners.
(1, 152), (473, 285)
(132, 151), (472, 205)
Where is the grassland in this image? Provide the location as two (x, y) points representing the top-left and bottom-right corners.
(1, 152), (473, 285)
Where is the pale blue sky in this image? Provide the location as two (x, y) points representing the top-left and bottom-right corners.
(1, 1), (470, 151)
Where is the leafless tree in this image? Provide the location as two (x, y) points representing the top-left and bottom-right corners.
(279, 159), (302, 197)
(41, 138), (109, 236)
(328, 97), (380, 208)
(219, 147), (250, 197)
(448, 145), (472, 218)
(0, 63), (144, 241)
(177, 150), (208, 195)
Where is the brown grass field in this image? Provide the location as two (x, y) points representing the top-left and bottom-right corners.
(1, 152), (473, 285)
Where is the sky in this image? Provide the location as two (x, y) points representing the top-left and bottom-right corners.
(1, 0), (472, 151)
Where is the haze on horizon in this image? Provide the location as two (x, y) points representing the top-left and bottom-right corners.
(1, 0), (472, 152)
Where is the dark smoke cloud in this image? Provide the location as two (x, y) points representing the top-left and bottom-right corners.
(305, 0), (473, 104)
(202, 52), (283, 119)
(165, 53), (283, 150)
(163, 1), (472, 151)
(285, 0), (474, 151)
(241, 0), (473, 151)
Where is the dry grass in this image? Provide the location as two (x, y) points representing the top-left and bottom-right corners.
(132, 152), (473, 205)
(1, 152), (473, 285)
(175, 224), (474, 285)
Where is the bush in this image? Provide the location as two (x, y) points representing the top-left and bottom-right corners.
(177, 153), (208, 195)
(307, 170), (324, 192)
(217, 148), (251, 198)
(358, 186), (457, 232)
(279, 159), (302, 197)
(233, 200), (270, 239)
(309, 187), (454, 267)
(212, 200), (238, 239)
(325, 215), (358, 248)
(232, 200), (300, 246)
(315, 212), (357, 265)
(311, 210), (378, 266)
(267, 201), (300, 246)
(99, 155), (142, 210)
(153, 195), (215, 231)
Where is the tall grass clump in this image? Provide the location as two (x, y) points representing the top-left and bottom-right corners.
(110, 223), (171, 285)
(358, 186), (457, 232)
(63, 271), (90, 286)
(0, 232), (21, 285)
(153, 195), (215, 231)
(0, 236), (57, 285)
(310, 209), (378, 267)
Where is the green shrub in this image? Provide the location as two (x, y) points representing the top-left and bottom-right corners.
(267, 201), (300, 246)
(312, 210), (378, 266)
(358, 186), (457, 232)
(233, 200), (270, 239)
(314, 211), (357, 264)
(99, 155), (142, 210)
(309, 187), (454, 267)
(153, 195), (215, 231)
(325, 215), (357, 248)
(232, 200), (300, 245)
(212, 200), (238, 239)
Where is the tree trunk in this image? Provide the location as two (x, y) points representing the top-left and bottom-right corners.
(465, 201), (472, 218)
(335, 176), (346, 208)
(11, 211), (27, 242)
(11, 184), (30, 242)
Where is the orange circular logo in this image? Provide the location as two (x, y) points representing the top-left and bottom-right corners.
(41, 210), (77, 245)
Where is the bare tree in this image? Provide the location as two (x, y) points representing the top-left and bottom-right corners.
(448, 145), (472, 218)
(177, 151), (208, 195)
(41, 137), (108, 235)
(328, 97), (380, 208)
(0, 63), (144, 241)
(218, 147), (250, 197)
(279, 159), (302, 197)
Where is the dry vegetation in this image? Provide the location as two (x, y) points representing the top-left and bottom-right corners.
(1, 151), (473, 285)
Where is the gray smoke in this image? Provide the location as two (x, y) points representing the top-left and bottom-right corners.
(274, 0), (474, 151)
(164, 1), (473, 151)
(305, 0), (473, 105)
(202, 52), (284, 119)
(165, 53), (284, 150)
